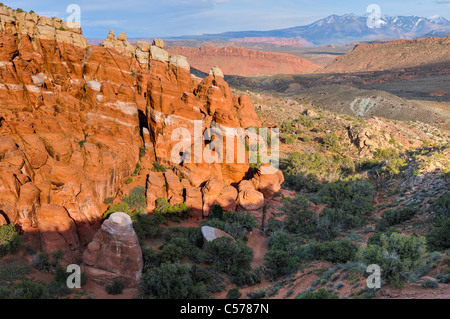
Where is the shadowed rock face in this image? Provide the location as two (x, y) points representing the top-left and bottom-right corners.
(0, 8), (280, 265)
(82, 212), (143, 287)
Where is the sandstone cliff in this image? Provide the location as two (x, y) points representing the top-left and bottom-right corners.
(0, 8), (281, 264)
(167, 46), (323, 76)
(324, 36), (450, 73)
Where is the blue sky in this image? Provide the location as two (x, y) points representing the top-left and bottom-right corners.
(3, 0), (450, 38)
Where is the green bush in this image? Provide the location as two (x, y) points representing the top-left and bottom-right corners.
(340, 156), (356, 174)
(431, 193), (450, 219)
(359, 233), (427, 287)
(296, 288), (338, 299)
(263, 232), (300, 279)
(132, 213), (166, 241)
(154, 198), (189, 220)
(376, 207), (418, 232)
(281, 152), (332, 192)
(106, 279), (125, 295)
(284, 135), (296, 145)
(125, 177), (133, 184)
(314, 179), (375, 238)
(140, 263), (208, 299)
(421, 280), (439, 289)
(151, 163), (167, 172)
(226, 288), (242, 299)
(104, 197), (114, 205)
(426, 218), (450, 252)
(0, 224), (23, 257)
(264, 249), (298, 279)
(374, 148), (407, 176)
(204, 211), (257, 240)
(103, 202), (131, 219)
(9, 281), (49, 299)
(310, 240), (358, 264)
(321, 133), (339, 150)
(202, 237), (253, 276)
(122, 186), (146, 210)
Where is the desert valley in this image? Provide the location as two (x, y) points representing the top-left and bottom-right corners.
(0, 3), (449, 301)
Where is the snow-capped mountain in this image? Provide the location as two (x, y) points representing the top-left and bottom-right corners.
(172, 14), (450, 46)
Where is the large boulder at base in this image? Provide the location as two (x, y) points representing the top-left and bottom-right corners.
(238, 180), (265, 211)
(251, 164), (285, 200)
(214, 186), (238, 212)
(201, 226), (234, 243)
(82, 212), (143, 287)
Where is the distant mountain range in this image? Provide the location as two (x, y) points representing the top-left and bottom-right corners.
(169, 14), (450, 46)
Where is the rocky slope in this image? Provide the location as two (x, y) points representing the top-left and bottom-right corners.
(0, 7), (281, 267)
(324, 36), (450, 73)
(166, 46), (323, 76)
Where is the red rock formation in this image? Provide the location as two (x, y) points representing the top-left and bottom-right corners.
(324, 36), (450, 73)
(82, 212), (143, 287)
(167, 46), (323, 76)
(230, 37), (313, 48)
(0, 7), (283, 265)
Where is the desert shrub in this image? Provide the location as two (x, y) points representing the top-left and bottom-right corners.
(284, 135), (296, 145)
(264, 217), (284, 236)
(263, 232), (301, 279)
(106, 279), (125, 295)
(296, 288), (338, 299)
(104, 197), (114, 205)
(374, 148), (407, 176)
(210, 204), (224, 220)
(226, 288), (242, 299)
(46, 281), (72, 297)
(426, 218), (450, 252)
(282, 152), (331, 192)
(140, 263), (208, 299)
(278, 195), (321, 237)
(358, 233), (427, 287)
(8, 281), (49, 299)
(315, 215), (340, 240)
(0, 224), (23, 257)
(204, 211), (257, 240)
(368, 227), (401, 246)
(437, 274), (450, 284)
(431, 193), (450, 219)
(122, 186), (146, 210)
(154, 198), (189, 220)
(151, 162), (166, 172)
(29, 250), (64, 272)
(321, 133), (339, 150)
(202, 238), (253, 276)
(103, 202), (131, 219)
(421, 280), (439, 289)
(317, 179), (375, 216)
(310, 240), (358, 264)
(230, 270), (261, 287)
(340, 156), (356, 174)
(313, 179), (375, 238)
(125, 177), (133, 184)
(164, 227), (204, 248)
(264, 249), (298, 279)
(285, 210), (317, 235)
(139, 146), (146, 161)
(295, 114), (315, 128)
(157, 243), (184, 264)
(376, 207), (418, 232)
(132, 213), (166, 241)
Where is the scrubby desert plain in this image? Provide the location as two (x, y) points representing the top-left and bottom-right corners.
(0, 4), (449, 301)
